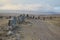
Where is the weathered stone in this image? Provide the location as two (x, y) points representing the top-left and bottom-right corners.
(18, 15), (25, 24)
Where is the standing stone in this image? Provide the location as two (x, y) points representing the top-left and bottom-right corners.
(8, 17), (17, 30)
(18, 14), (25, 24)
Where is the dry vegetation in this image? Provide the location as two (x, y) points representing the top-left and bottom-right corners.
(0, 19), (8, 26)
(47, 17), (60, 27)
(0, 15), (60, 40)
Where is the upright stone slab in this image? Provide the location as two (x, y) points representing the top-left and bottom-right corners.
(18, 14), (25, 24)
(8, 17), (17, 30)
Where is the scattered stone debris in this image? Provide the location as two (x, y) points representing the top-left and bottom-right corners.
(0, 14), (33, 40)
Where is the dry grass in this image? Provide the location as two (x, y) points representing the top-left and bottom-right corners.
(47, 18), (60, 26)
(0, 19), (8, 26)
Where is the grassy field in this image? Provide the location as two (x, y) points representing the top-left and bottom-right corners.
(47, 18), (60, 27)
(0, 19), (8, 26)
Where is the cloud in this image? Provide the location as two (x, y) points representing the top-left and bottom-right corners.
(0, 3), (52, 11)
(0, 0), (60, 13)
(0, 0), (10, 4)
(0, 0), (53, 11)
(0, 0), (11, 6)
(0, 4), (41, 10)
(53, 7), (60, 12)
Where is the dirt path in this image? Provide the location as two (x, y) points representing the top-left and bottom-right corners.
(21, 19), (60, 40)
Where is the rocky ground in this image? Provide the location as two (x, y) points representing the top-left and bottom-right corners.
(0, 19), (60, 40)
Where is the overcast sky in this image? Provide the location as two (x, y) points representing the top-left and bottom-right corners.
(0, 0), (60, 12)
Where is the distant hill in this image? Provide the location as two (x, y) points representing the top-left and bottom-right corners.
(0, 10), (60, 16)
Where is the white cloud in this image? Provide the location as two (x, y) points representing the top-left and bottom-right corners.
(0, 0), (53, 11)
(0, 3), (52, 11)
(0, 0), (10, 4)
(0, 4), (42, 10)
(0, 0), (60, 13)
(53, 7), (60, 12)
(0, 4), (22, 10)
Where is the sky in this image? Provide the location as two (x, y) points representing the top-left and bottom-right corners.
(0, 0), (60, 12)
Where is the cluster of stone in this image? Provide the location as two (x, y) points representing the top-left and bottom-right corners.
(17, 14), (25, 24)
(7, 14), (25, 36)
